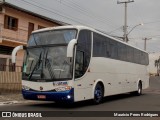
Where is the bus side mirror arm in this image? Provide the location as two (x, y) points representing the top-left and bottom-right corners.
(67, 39), (77, 58)
(12, 45), (25, 63)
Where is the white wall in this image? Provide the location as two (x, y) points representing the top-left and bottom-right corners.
(149, 52), (160, 73)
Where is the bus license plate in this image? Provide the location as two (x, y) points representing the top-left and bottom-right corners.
(37, 95), (46, 99)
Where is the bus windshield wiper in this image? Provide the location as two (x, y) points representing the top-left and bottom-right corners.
(29, 51), (42, 80)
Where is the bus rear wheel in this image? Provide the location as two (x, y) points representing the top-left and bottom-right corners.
(137, 82), (142, 95)
(131, 82), (142, 96)
(93, 83), (104, 104)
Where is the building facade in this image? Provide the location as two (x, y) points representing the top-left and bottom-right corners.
(0, 1), (63, 70)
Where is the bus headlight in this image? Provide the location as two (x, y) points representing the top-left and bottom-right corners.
(22, 85), (30, 91)
(67, 95), (71, 99)
(55, 86), (72, 92)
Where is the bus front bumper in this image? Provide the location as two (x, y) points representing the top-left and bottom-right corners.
(22, 88), (74, 103)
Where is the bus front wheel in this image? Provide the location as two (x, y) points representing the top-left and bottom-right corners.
(93, 83), (104, 104)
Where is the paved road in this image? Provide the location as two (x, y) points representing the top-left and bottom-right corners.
(0, 77), (160, 120)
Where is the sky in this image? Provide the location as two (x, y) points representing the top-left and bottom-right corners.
(6, 0), (160, 72)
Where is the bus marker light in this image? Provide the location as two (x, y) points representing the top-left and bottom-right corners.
(65, 86), (72, 90)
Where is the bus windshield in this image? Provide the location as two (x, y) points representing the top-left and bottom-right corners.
(22, 29), (77, 81)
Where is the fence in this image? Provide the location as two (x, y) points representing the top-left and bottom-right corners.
(0, 64), (22, 94)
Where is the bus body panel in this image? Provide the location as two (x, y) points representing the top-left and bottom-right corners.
(73, 57), (149, 102)
(22, 80), (74, 102)
(22, 88), (74, 102)
(22, 80), (73, 91)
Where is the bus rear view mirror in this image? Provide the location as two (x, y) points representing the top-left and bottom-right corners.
(12, 45), (25, 64)
(67, 39), (77, 58)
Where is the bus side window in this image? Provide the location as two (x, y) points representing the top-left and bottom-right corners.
(75, 51), (85, 78)
(110, 40), (118, 59)
(106, 40), (110, 57)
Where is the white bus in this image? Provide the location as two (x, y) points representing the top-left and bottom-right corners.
(12, 25), (149, 104)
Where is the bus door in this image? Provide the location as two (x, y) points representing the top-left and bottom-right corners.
(74, 30), (92, 101)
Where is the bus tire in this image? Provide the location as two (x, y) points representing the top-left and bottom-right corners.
(93, 83), (104, 104)
(131, 82), (142, 96)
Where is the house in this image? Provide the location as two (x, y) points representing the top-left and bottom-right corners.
(0, 0), (66, 70)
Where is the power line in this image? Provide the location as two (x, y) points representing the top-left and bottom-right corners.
(55, 0), (117, 28)
(107, 26), (123, 34)
(20, 0), (160, 45)
(143, 20), (160, 25)
(53, 0), (112, 29)
(21, 0), (90, 26)
(22, 0), (117, 31)
(54, 0), (121, 31)
(129, 34), (160, 40)
(64, 0), (119, 28)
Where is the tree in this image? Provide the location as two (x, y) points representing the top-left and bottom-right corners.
(155, 56), (160, 76)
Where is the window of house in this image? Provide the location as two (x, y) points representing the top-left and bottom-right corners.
(0, 58), (7, 71)
(0, 45), (14, 55)
(4, 15), (18, 31)
(38, 25), (45, 29)
(28, 22), (34, 39)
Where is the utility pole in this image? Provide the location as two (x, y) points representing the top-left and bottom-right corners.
(142, 38), (152, 51)
(117, 0), (134, 42)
